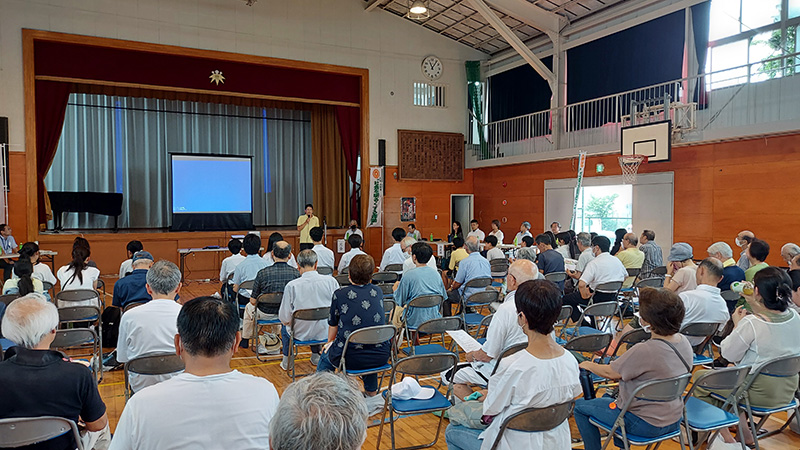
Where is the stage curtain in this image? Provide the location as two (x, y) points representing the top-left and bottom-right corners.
(334, 106), (360, 220)
(311, 105), (348, 227)
(46, 93), (311, 229)
(691, 1), (711, 108)
(35, 80), (72, 226)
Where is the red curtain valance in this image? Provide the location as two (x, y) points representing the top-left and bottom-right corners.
(34, 40), (361, 105)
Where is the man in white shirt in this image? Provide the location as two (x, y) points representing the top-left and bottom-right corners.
(401, 237), (437, 273)
(118, 240), (143, 279)
(562, 235), (627, 324)
(484, 235), (505, 261)
(338, 234), (366, 274)
(109, 296), (280, 450)
(380, 228), (408, 271)
(310, 226), (335, 271)
(568, 232), (595, 280)
(278, 250), (339, 370)
(735, 230), (754, 271)
(444, 259), (538, 391)
(679, 258), (730, 346)
(466, 219), (485, 241)
(116, 260), (184, 393)
(219, 238), (245, 299)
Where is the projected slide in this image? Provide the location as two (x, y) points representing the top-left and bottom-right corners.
(170, 154), (253, 231)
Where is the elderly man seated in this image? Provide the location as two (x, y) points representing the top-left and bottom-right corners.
(110, 297), (280, 450)
(445, 236), (491, 316)
(401, 236), (437, 273)
(116, 260), (184, 393)
(707, 241), (746, 312)
(112, 251), (154, 309)
(269, 372), (368, 450)
(393, 243), (446, 329)
(278, 249), (339, 371)
(0, 293), (109, 449)
(444, 259), (539, 394)
(243, 241), (299, 354)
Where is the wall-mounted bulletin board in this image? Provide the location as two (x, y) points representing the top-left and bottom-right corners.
(398, 130), (464, 181)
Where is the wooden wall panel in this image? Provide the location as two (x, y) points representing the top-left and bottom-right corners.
(8, 152), (29, 239)
(472, 134), (800, 267)
(379, 166), (474, 251)
(398, 130), (464, 181)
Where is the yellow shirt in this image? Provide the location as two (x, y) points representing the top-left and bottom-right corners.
(615, 248), (645, 269)
(722, 258), (735, 268)
(449, 248), (468, 271)
(297, 215), (320, 244)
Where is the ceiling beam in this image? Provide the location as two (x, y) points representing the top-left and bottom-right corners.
(486, 0), (707, 68)
(365, 0), (388, 12)
(484, 0), (564, 34)
(421, 1), (465, 25)
(466, 0), (555, 84)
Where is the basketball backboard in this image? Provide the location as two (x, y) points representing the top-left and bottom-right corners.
(621, 120), (672, 162)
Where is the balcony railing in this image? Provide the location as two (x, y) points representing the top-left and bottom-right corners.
(469, 52), (800, 163)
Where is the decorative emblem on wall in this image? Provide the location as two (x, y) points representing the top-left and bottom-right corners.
(209, 70), (225, 85)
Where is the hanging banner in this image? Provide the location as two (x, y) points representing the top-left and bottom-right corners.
(570, 152), (587, 230)
(367, 166), (383, 227)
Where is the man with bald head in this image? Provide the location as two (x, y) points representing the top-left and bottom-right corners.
(244, 241), (299, 354)
(446, 259), (540, 397)
(401, 236), (436, 273)
(781, 243), (800, 267)
(735, 230), (755, 271)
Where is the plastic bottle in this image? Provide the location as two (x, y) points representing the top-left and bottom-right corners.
(731, 281), (754, 296)
(430, 232), (433, 241)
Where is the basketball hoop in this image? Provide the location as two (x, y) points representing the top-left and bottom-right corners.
(619, 155), (647, 184)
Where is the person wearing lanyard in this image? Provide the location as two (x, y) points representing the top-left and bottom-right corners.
(0, 224), (17, 281)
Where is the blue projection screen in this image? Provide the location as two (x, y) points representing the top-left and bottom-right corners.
(170, 154), (253, 231)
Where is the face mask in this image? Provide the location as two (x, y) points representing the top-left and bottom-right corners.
(640, 319), (651, 333)
(735, 237), (743, 247)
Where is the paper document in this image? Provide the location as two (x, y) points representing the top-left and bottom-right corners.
(446, 330), (483, 353)
(564, 258), (578, 272)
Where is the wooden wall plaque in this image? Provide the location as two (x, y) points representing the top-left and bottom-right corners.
(398, 130), (464, 181)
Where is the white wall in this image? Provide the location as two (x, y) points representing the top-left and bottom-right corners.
(0, 0), (485, 165)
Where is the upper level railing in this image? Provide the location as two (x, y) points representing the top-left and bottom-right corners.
(468, 51), (800, 163)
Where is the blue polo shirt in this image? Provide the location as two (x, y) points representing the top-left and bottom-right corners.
(112, 269), (152, 308)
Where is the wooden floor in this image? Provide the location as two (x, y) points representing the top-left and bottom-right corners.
(97, 279), (800, 449)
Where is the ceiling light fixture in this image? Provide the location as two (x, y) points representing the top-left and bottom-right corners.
(407, 0), (430, 20)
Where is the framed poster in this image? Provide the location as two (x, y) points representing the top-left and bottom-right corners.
(400, 197), (416, 222)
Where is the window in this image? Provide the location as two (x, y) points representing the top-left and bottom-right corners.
(573, 184), (633, 240)
(706, 0), (798, 89)
(413, 82), (446, 108)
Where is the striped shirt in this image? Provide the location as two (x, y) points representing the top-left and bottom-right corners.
(639, 241), (664, 278)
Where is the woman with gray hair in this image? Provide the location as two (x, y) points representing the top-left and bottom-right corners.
(781, 243), (800, 267)
(270, 372), (368, 450)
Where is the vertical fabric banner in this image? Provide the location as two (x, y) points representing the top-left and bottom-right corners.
(367, 167), (383, 227)
(570, 152), (587, 230)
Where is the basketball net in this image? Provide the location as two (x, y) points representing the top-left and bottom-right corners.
(619, 155), (647, 184)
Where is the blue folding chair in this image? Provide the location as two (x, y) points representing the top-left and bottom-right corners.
(555, 305), (573, 345)
(712, 355), (800, 450)
(683, 365), (751, 450)
(0, 417), (84, 450)
(400, 316), (461, 357)
(487, 401), (574, 450)
(588, 373), (692, 450)
(461, 289), (500, 333)
(563, 301), (618, 338)
(237, 279), (254, 314)
(588, 327), (650, 384)
(376, 353), (458, 450)
(400, 294), (443, 347)
(338, 324), (397, 392)
(252, 293), (283, 361)
(679, 322), (720, 367)
(288, 306), (330, 381)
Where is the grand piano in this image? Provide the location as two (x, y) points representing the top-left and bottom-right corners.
(48, 191), (123, 232)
